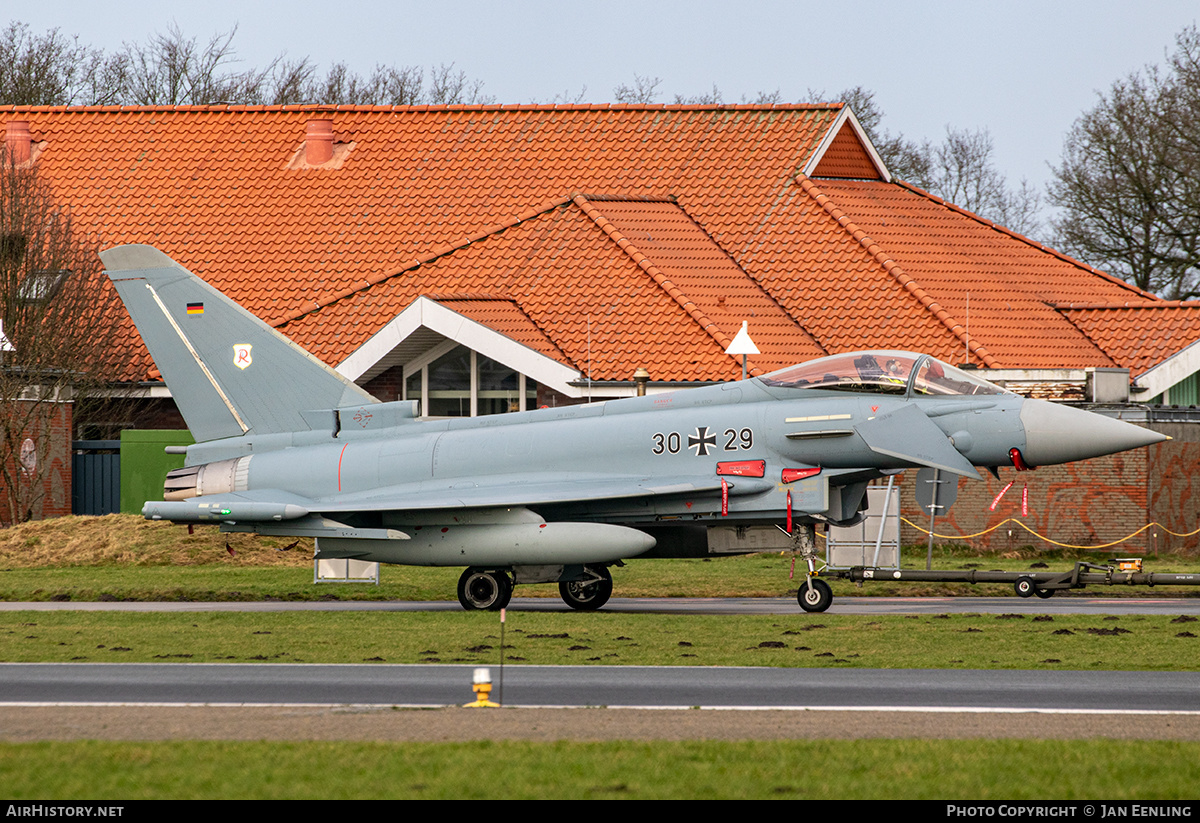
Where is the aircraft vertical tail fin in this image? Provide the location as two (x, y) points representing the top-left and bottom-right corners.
(102, 244), (376, 443)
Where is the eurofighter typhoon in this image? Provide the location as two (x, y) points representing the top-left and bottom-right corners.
(102, 245), (1167, 612)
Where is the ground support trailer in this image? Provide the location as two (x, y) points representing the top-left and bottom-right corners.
(812, 559), (1200, 611)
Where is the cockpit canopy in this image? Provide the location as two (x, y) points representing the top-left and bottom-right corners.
(760, 351), (1013, 397)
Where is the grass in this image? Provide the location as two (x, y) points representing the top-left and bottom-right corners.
(1, 514), (1197, 603)
(2, 513), (1198, 670)
(3, 610), (1198, 669)
(2, 515), (1198, 800)
(1, 738), (1198, 799)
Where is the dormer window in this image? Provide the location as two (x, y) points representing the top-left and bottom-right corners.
(18, 269), (69, 303)
(403, 344), (537, 417)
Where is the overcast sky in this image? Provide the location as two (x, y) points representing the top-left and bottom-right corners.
(13, 1), (1199, 202)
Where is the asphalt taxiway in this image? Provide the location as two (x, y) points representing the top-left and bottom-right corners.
(2, 663), (1198, 712)
(2, 596), (1196, 720)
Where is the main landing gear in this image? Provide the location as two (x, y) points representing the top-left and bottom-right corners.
(559, 566), (614, 611)
(457, 568), (513, 611)
(455, 565), (615, 611)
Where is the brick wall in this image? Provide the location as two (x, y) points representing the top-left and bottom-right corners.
(0, 400), (73, 524)
(897, 428), (1198, 554)
(364, 366), (404, 403)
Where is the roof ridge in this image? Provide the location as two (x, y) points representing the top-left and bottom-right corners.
(578, 193), (678, 203)
(1055, 300), (1200, 310)
(3, 103), (845, 115)
(572, 194), (751, 374)
(892, 179), (1162, 303)
(273, 196), (576, 328)
(427, 294), (517, 302)
(796, 175), (1000, 368)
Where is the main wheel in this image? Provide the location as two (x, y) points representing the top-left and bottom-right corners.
(559, 566), (613, 611)
(457, 568), (512, 611)
(1014, 576), (1036, 598)
(798, 578), (833, 613)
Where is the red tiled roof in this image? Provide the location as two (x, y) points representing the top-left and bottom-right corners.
(1058, 303), (1200, 377)
(787, 177), (1157, 368)
(2, 103), (1186, 386)
(12, 105), (840, 382)
(278, 195), (824, 381)
(432, 298), (570, 366)
(15, 105), (839, 314)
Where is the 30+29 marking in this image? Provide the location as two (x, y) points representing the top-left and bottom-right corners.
(652, 426), (753, 457)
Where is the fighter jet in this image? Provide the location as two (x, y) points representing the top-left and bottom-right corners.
(101, 245), (1168, 612)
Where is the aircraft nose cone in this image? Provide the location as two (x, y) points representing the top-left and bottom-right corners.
(1019, 399), (1168, 466)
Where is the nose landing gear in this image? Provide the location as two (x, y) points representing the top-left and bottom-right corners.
(798, 577), (833, 612)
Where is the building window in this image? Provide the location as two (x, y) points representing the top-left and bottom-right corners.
(404, 344), (538, 417)
(426, 346), (472, 417)
(1156, 372), (1200, 406)
(478, 354), (523, 415)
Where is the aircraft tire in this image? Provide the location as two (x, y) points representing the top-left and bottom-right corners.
(457, 568), (512, 611)
(1014, 577), (1036, 598)
(559, 566), (613, 611)
(798, 578), (833, 613)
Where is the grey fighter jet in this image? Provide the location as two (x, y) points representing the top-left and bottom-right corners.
(102, 245), (1167, 612)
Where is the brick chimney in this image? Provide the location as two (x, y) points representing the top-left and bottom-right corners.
(5, 121), (32, 164)
(305, 119), (334, 165)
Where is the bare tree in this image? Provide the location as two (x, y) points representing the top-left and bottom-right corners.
(926, 127), (1042, 237)
(302, 62), (423, 105)
(427, 63), (492, 104)
(256, 57), (319, 106)
(926, 127), (1001, 206)
(1, 21), (494, 108)
(613, 74), (662, 104)
(0, 148), (116, 523)
(542, 85), (589, 105)
(1050, 25), (1200, 299)
(804, 86), (1041, 236)
(0, 21), (124, 106)
(1163, 25), (1200, 171)
(117, 24), (251, 105)
(742, 88), (783, 106)
(673, 84), (725, 105)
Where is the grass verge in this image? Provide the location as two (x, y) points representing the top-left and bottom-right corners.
(1, 738), (1198, 799)
(3, 610), (1198, 668)
(1, 514), (1198, 602)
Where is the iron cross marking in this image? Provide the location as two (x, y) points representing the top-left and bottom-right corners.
(688, 426), (717, 457)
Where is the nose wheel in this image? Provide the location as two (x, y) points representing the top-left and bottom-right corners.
(788, 522), (833, 612)
(457, 568), (513, 611)
(798, 577), (833, 612)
